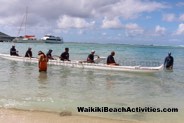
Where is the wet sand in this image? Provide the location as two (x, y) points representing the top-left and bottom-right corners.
(0, 109), (142, 123)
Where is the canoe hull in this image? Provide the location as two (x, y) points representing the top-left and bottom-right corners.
(0, 54), (163, 73)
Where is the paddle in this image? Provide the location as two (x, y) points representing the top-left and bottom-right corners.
(94, 56), (106, 63)
(52, 55), (60, 60)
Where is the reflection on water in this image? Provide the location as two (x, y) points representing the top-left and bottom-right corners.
(9, 61), (18, 76)
(38, 72), (48, 84)
(60, 66), (71, 79)
(58, 66), (71, 87)
(85, 70), (95, 84)
(37, 72), (48, 98)
(105, 74), (114, 90)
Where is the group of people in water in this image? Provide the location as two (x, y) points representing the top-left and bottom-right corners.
(10, 45), (174, 72)
(10, 45), (49, 72)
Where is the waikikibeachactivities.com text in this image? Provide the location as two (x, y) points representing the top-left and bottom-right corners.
(77, 107), (178, 113)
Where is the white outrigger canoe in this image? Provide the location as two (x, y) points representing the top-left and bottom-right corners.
(0, 53), (163, 73)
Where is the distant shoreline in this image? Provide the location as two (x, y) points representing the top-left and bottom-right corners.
(2, 41), (184, 49)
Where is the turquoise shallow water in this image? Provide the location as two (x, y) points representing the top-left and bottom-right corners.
(0, 42), (184, 122)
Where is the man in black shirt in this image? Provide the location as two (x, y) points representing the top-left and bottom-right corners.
(60, 48), (70, 61)
(87, 50), (96, 63)
(164, 52), (174, 70)
(25, 47), (32, 58)
(47, 49), (54, 60)
(10, 45), (18, 56)
(107, 51), (119, 65)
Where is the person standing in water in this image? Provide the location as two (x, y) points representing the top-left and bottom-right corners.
(38, 51), (48, 72)
(164, 52), (174, 70)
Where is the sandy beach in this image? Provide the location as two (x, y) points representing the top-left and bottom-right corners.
(0, 109), (142, 123)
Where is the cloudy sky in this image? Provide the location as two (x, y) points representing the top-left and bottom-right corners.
(0, 0), (184, 45)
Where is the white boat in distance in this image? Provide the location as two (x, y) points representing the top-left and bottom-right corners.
(41, 35), (63, 44)
(13, 35), (63, 44)
(13, 35), (44, 43)
(0, 53), (163, 73)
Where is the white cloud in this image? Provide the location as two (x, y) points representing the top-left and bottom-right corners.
(145, 16), (152, 20)
(117, 33), (122, 37)
(175, 23), (184, 35)
(0, 16), (20, 25)
(101, 17), (122, 29)
(124, 23), (144, 36)
(176, 2), (184, 7)
(0, 0), (168, 26)
(162, 13), (184, 22)
(97, 0), (167, 19)
(162, 13), (176, 22)
(78, 30), (84, 35)
(179, 14), (184, 21)
(57, 15), (95, 29)
(155, 25), (166, 35)
(102, 32), (107, 36)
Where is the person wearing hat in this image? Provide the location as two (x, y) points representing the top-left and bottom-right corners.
(107, 51), (119, 66)
(46, 49), (54, 60)
(60, 47), (70, 61)
(10, 45), (19, 56)
(25, 47), (32, 58)
(87, 50), (97, 63)
(164, 52), (174, 70)
(38, 51), (48, 72)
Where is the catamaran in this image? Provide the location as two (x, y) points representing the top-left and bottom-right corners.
(0, 53), (163, 73)
(40, 35), (63, 44)
(13, 35), (44, 43)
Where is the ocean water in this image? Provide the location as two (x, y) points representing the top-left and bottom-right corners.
(0, 42), (184, 122)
